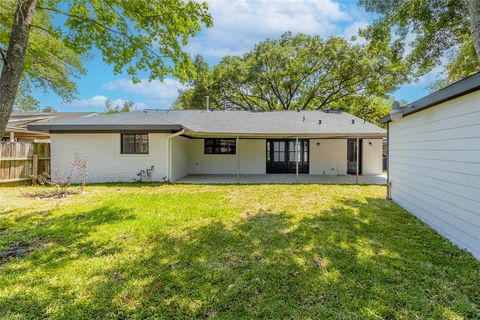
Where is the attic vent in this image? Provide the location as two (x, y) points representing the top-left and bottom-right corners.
(318, 120), (322, 124)
(325, 109), (341, 114)
(42, 106), (56, 113)
(351, 119), (355, 124)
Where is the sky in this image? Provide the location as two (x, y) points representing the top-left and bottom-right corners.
(33, 0), (440, 112)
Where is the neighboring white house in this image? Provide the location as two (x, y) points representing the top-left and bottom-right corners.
(381, 72), (480, 260)
(30, 110), (385, 183)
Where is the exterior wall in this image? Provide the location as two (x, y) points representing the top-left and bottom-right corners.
(188, 139), (266, 174)
(309, 139), (347, 175)
(362, 139), (383, 175)
(389, 91), (480, 259)
(51, 133), (168, 183)
(170, 136), (191, 181)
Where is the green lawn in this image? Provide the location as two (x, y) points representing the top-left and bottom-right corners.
(0, 184), (479, 319)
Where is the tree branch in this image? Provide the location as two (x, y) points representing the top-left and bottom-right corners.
(0, 47), (8, 67)
(37, 6), (120, 35)
(30, 24), (56, 37)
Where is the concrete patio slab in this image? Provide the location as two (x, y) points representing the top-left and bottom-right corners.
(175, 173), (387, 185)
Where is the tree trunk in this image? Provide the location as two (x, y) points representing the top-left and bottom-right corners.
(467, 0), (480, 61)
(0, 0), (36, 138)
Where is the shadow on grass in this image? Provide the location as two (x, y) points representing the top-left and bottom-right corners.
(0, 197), (479, 319)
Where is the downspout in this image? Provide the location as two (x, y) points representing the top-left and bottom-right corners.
(167, 129), (185, 182)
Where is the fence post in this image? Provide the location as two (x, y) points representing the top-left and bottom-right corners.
(32, 154), (38, 185)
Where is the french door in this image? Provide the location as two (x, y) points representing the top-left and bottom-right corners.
(266, 139), (309, 173)
(347, 139), (362, 174)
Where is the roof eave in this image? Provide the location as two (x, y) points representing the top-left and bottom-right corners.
(28, 124), (184, 133)
(381, 72), (480, 123)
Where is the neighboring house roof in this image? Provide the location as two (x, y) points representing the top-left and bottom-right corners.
(5, 111), (97, 138)
(29, 110), (386, 138)
(381, 72), (480, 123)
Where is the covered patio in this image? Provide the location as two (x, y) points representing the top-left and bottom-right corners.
(175, 173), (387, 185)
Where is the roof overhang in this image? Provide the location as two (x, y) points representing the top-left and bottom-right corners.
(27, 124), (386, 139)
(182, 131), (386, 139)
(28, 124), (184, 133)
(381, 72), (480, 123)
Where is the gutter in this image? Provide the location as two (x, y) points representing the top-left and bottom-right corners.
(167, 129), (185, 182)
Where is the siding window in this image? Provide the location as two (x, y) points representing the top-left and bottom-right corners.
(204, 139), (236, 154)
(121, 134), (149, 154)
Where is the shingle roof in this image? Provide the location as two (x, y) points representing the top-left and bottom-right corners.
(29, 110), (386, 138)
(381, 72), (480, 123)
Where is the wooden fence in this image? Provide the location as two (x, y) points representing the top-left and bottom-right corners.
(0, 142), (51, 184)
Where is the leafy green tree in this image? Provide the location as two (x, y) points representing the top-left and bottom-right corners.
(358, 0), (480, 87)
(1, 0), (84, 112)
(174, 55), (216, 109)
(175, 32), (403, 124)
(0, 0), (212, 136)
(103, 99), (135, 114)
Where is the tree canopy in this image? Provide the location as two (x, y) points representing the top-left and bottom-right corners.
(175, 33), (404, 124)
(0, 0), (84, 111)
(358, 0), (480, 86)
(0, 0), (212, 136)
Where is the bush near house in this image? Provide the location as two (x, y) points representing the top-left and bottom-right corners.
(0, 184), (479, 319)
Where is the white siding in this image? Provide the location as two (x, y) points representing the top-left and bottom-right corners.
(51, 133), (168, 183)
(389, 91), (480, 259)
(310, 139), (347, 175)
(362, 139), (383, 175)
(189, 139), (266, 174)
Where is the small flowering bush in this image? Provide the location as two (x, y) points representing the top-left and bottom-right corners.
(28, 153), (88, 198)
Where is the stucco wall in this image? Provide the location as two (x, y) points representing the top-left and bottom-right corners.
(389, 90), (480, 259)
(309, 139), (347, 175)
(51, 133), (168, 183)
(188, 139), (266, 174)
(170, 136), (191, 181)
(362, 139), (383, 175)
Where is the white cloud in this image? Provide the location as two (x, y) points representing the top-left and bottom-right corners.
(68, 95), (146, 111)
(187, 0), (352, 58)
(102, 78), (185, 102)
(343, 21), (369, 44)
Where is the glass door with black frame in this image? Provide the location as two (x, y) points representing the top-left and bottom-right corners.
(267, 139), (309, 173)
(347, 139), (362, 174)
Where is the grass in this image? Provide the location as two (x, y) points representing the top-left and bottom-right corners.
(0, 184), (479, 319)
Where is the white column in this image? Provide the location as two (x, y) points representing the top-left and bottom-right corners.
(356, 137), (359, 184)
(236, 136), (240, 183)
(295, 137), (299, 183)
(10, 131), (14, 142)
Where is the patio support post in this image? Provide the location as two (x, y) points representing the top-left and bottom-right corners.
(236, 136), (240, 183)
(295, 137), (299, 183)
(356, 137), (359, 185)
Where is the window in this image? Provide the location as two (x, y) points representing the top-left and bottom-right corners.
(121, 134), (149, 154)
(273, 141), (285, 161)
(204, 139), (236, 154)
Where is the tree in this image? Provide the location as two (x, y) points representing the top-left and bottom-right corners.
(103, 99), (135, 113)
(1, 0), (85, 112)
(175, 32), (403, 124)
(358, 0), (480, 87)
(0, 0), (212, 137)
(174, 55), (215, 110)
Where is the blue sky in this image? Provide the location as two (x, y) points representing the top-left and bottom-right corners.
(34, 0), (438, 112)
